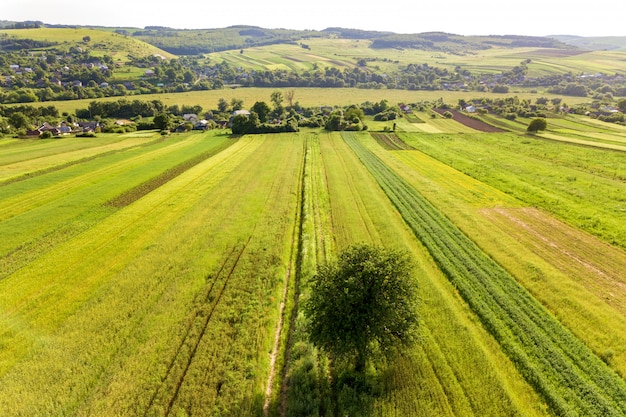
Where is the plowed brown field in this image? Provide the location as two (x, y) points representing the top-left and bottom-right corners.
(434, 108), (506, 132)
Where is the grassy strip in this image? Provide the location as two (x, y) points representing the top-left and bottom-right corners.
(399, 132), (626, 249)
(264, 135), (309, 417)
(0, 135), (161, 186)
(130, 135), (306, 416)
(0, 134), (234, 278)
(106, 138), (236, 208)
(343, 132), (626, 417)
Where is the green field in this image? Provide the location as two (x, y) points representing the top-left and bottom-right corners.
(0, 27), (175, 61)
(209, 38), (626, 80)
(1, 108), (626, 416)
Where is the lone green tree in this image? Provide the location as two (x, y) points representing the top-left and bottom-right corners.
(305, 244), (419, 372)
(217, 97), (229, 113)
(527, 117), (547, 132)
(270, 91), (284, 109)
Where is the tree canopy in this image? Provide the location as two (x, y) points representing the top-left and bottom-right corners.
(527, 117), (548, 132)
(305, 244), (419, 371)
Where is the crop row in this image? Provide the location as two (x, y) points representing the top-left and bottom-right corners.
(343, 132), (626, 416)
(105, 138), (234, 208)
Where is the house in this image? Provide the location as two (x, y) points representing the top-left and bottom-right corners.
(77, 121), (100, 133)
(26, 129), (43, 137)
(600, 105), (620, 114)
(172, 122), (189, 133)
(229, 109), (251, 127)
(58, 124), (72, 135)
(231, 110), (251, 117)
(194, 119), (210, 130)
(145, 69), (155, 77)
(464, 105), (476, 113)
(27, 122), (63, 137)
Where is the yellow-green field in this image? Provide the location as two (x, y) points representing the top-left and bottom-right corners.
(31, 87), (595, 116)
(2, 109), (626, 416)
(0, 27), (175, 61)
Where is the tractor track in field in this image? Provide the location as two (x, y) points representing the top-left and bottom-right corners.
(371, 132), (416, 151)
(144, 239), (252, 417)
(265, 140), (307, 417)
(164, 237), (253, 417)
(147, 134), (298, 416)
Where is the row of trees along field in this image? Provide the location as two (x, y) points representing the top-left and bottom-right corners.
(0, 93), (594, 138)
(0, 93), (406, 136)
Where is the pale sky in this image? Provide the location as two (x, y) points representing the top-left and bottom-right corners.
(3, 0), (625, 37)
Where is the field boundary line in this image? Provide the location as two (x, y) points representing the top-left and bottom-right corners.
(264, 138), (307, 417)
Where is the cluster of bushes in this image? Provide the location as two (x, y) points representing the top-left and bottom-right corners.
(594, 112), (625, 124)
(462, 96), (553, 120)
(231, 113), (298, 134)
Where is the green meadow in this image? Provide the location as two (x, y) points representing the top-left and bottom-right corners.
(2, 102), (626, 415)
(0, 27), (175, 60)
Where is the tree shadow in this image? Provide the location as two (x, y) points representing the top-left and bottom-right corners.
(332, 369), (379, 417)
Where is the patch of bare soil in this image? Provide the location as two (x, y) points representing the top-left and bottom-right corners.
(434, 108), (507, 132)
(371, 132), (415, 150)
